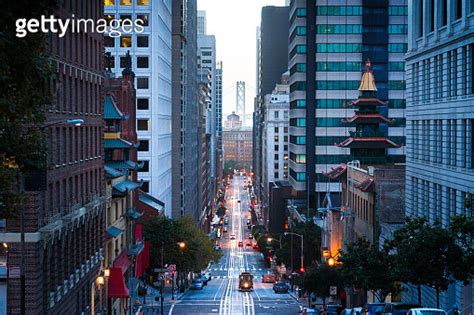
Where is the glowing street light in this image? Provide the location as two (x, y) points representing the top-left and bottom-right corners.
(327, 257), (336, 267)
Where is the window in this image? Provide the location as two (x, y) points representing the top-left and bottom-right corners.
(388, 80), (406, 90)
(119, 56), (127, 68)
(317, 24), (362, 34)
(290, 118), (306, 127)
(202, 51), (212, 56)
(274, 135), (279, 142)
(274, 163), (279, 170)
(274, 111), (279, 119)
(137, 0), (149, 4)
(274, 127), (279, 133)
(284, 154), (288, 160)
(388, 25), (408, 34)
(120, 36), (132, 47)
(137, 36), (149, 47)
(290, 136), (306, 145)
(120, 0), (131, 5)
(138, 161), (149, 172)
(284, 127), (288, 133)
(296, 26), (307, 35)
(290, 82), (306, 92)
(317, 6), (362, 15)
(388, 43), (408, 53)
(274, 154), (279, 160)
(284, 111), (288, 119)
(137, 98), (149, 110)
(291, 153), (306, 164)
(104, 36), (115, 47)
(137, 14), (149, 26)
(291, 99), (306, 108)
(141, 181), (150, 193)
(295, 8), (307, 17)
(388, 62), (405, 71)
(137, 77), (149, 89)
(120, 15), (132, 25)
(316, 81), (360, 90)
(274, 172), (279, 179)
(137, 119), (149, 131)
(389, 6), (408, 16)
(316, 99), (350, 108)
(317, 62), (361, 72)
(295, 172), (306, 181)
(317, 43), (361, 53)
(138, 140), (149, 151)
(104, 0), (115, 5)
(137, 56), (149, 68)
(274, 145), (279, 151)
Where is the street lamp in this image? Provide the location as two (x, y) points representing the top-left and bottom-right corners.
(284, 232), (304, 274)
(19, 118), (84, 315)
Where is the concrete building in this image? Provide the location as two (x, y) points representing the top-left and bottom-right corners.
(197, 10), (207, 35)
(262, 72), (290, 220)
(288, 0), (407, 212)
(198, 31), (218, 200)
(105, 0), (172, 215)
(223, 114), (253, 170)
(1, 1), (106, 313)
(405, 1), (474, 312)
(171, 0), (199, 220)
(216, 61), (224, 187)
(254, 5), (290, 210)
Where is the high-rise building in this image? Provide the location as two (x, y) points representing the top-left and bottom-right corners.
(216, 61), (224, 184)
(197, 10), (207, 35)
(405, 1), (474, 312)
(104, 0), (172, 215)
(1, 1), (106, 313)
(288, 0), (407, 210)
(262, 72), (290, 213)
(254, 5), (290, 209)
(171, 0), (199, 219)
(198, 30), (218, 197)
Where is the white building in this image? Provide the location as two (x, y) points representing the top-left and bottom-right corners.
(197, 10), (207, 35)
(405, 0), (474, 312)
(262, 73), (290, 203)
(105, 0), (172, 215)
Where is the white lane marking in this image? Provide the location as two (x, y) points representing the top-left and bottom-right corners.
(168, 304), (175, 315)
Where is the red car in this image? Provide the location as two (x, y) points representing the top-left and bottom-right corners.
(246, 241), (253, 247)
(238, 241), (243, 247)
(252, 244), (259, 250)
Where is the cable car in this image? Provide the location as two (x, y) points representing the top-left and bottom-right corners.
(238, 272), (254, 291)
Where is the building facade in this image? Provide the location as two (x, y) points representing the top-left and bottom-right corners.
(288, 0), (407, 210)
(254, 5), (290, 209)
(216, 61), (224, 185)
(262, 73), (290, 214)
(171, 0), (199, 219)
(105, 0), (172, 215)
(2, 1), (106, 313)
(223, 114), (253, 170)
(405, 0), (474, 312)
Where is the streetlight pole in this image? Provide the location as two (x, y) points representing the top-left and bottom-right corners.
(19, 118), (84, 315)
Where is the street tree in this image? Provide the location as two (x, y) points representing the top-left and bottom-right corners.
(338, 239), (400, 302)
(385, 217), (469, 307)
(303, 264), (342, 305)
(0, 1), (56, 218)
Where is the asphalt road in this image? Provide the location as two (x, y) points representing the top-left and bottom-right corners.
(163, 174), (301, 315)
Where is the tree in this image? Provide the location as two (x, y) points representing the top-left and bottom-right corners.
(449, 214), (474, 281)
(0, 1), (56, 218)
(385, 217), (469, 307)
(339, 239), (400, 302)
(144, 216), (221, 275)
(303, 264), (342, 305)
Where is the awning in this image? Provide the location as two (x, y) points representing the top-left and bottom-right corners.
(107, 267), (130, 298)
(104, 138), (138, 149)
(106, 226), (124, 238)
(107, 160), (145, 171)
(104, 165), (123, 179)
(128, 241), (144, 257)
(113, 250), (131, 274)
(127, 208), (143, 220)
(138, 191), (165, 213)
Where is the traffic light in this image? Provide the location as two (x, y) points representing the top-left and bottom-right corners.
(300, 267), (305, 273)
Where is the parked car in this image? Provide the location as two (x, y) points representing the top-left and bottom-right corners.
(262, 274), (276, 283)
(223, 226), (228, 233)
(273, 281), (289, 293)
(196, 275), (209, 285)
(407, 308), (447, 315)
(382, 303), (422, 315)
(230, 234), (236, 240)
(248, 234), (253, 239)
(367, 303), (386, 315)
(190, 279), (204, 290)
(213, 245), (221, 251)
(238, 241), (243, 247)
(200, 272), (212, 284)
(246, 241), (253, 246)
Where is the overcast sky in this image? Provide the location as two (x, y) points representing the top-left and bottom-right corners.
(197, 0), (286, 122)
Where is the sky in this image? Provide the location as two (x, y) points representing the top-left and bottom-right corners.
(197, 0), (286, 122)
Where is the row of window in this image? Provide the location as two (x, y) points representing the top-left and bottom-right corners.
(315, 117), (406, 127)
(104, 0), (149, 6)
(292, 5), (408, 17)
(292, 43), (407, 56)
(292, 61), (405, 73)
(290, 169), (306, 182)
(291, 99), (406, 109)
(316, 24), (362, 34)
(290, 153), (307, 164)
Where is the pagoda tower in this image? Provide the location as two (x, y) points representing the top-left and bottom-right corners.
(336, 59), (400, 165)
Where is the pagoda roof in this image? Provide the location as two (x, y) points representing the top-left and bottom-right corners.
(336, 137), (401, 148)
(348, 98), (387, 107)
(104, 165), (124, 179)
(355, 178), (375, 192)
(104, 95), (130, 120)
(358, 59), (377, 92)
(104, 138), (139, 149)
(107, 160), (144, 171)
(341, 114), (392, 124)
(322, 164), (347, 180)
(112, 179), (143, 196)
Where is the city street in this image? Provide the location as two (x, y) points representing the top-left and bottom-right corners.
(164, 174), (300, 315)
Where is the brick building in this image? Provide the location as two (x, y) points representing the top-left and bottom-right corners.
(222, 113), (253, 170)
(0, 1), (107, 313)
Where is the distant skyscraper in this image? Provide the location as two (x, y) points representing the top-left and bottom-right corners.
(198, 10), (207, 35)
(105, 0), (172, 214)
(405, 1), (474, 312)
(172, 0), (199, 219)
(288, 0), (407, 209)
(254, 5), (290, 213)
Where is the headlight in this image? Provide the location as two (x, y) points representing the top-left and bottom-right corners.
(244, 283), (249, 288)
